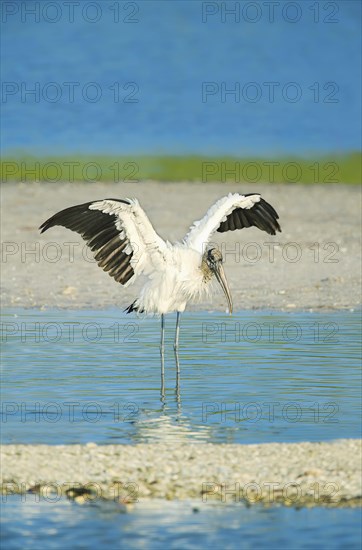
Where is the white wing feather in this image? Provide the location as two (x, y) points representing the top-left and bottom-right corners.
(184, 193), (261, 253)
(89, 199), (168, 282)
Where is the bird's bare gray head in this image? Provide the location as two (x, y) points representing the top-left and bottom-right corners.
(203, 248), (233, 314)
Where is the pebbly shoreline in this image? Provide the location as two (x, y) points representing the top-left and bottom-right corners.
(1, 440), (361, 508)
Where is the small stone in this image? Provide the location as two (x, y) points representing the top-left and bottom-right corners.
(62, 286), (77, 295)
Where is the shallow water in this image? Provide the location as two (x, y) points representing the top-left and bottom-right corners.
(1, 308), (361, 445)
(1, 496), (361, 550)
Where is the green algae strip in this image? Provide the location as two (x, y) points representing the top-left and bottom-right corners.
(1, 152), (360, 184)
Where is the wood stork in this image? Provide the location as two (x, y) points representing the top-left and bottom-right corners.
(39, 193), (281, 354)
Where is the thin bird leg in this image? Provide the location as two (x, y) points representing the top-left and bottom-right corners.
(160, 314), (165, 400)
(174, 312), (181, 351)
(160, 352), (165, 402)
(175, 347), (181, 402)
(173, 313), (181, 400)
(160, 314), (165, 354)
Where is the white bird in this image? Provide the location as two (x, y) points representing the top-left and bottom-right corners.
(40, 193), (281, 352)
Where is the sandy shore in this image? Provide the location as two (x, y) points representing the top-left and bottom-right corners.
(1, 181), (361, 311)
(1, 440), (361, 507)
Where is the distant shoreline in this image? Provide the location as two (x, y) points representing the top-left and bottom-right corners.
(1, 152), (361, 184)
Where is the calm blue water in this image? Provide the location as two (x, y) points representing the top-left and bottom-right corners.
(1, 308), (361, 445)
(1, 0), (361, 156)
(1, 496), (361, 550)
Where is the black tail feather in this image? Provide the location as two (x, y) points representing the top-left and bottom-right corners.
(124, 301), (143, 314)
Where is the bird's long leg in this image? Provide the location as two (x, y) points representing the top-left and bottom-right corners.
(174, 312), (181, 401)
(175, 348), (181, 402)
(174, 312), (181, 351)
(160, 314), (165, 400)
(160, 314), (165, 353)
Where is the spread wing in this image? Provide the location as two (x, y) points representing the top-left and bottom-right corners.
(39, 198), (168, 286)
(184, 193), (281, 253)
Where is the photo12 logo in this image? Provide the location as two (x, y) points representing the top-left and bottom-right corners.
(1, 401), (140, 423)
(1, 2), (140, 24)
(1, 161), (140, 183)
(2, 480), (139, 504)
(201, 480), (340, 504)
(201, 2), (340, 24)
(201, 81), (339, 104)
(1, 81), (139, 104)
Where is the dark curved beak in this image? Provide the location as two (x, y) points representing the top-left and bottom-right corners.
(213, 262), (233, 314)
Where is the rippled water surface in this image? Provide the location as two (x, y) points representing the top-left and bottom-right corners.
(1, 496), (361, 550)
(2, 308), (361, 445)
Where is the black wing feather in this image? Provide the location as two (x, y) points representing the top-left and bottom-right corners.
(39, 199), (135, 285)
(217, 194), (281, 235)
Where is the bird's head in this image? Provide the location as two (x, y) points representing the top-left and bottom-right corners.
(203, 248), (233, 314)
